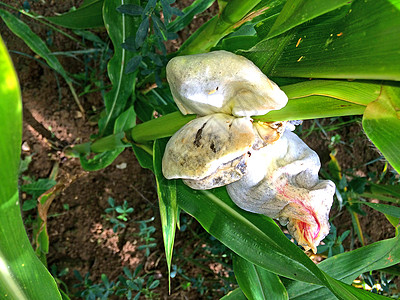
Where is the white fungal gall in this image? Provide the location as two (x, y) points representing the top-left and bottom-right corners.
(162, 113), (255, 189)
(162, 50), (334, 252)
(226, 130), (335, 253)
(166, 50), (288, 117)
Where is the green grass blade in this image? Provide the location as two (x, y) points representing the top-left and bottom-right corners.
(0, 9), (84, 114)
(153, 139), (177, 292)
(100, 0), (140, 135)
(363, 84), (400, 173)
(286, 235), (400, 299)
(46, 0), (104, 29)
(267, 0), (350, 39)
(233, 254), (288, 300)
(0, 35), (61, 300)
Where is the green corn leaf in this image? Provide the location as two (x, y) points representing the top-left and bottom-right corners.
(360, 202), (400, 219)
(363, 84), (400, 174)
(177, 183), (323, 285)
(132, 144), (154, 171)
(114, 106), (136, 133)
(370, 183), (400, 199)
(286, 235), (400, 299)
(177, 183), (390, 299)
(79, 149), (124, 171)
(245, 0), (400, 80)
(153, 139), (177, 292)
(361, 192), (400, 204)
(255, 80), (382, 122)
(100, 0), (140, 135)
(267, 0), (350, 39)
(46, 0), (104, 29)
(233, 254), (288, 300)
(220, 288), (247, 299)
(0, 35), (61, 300)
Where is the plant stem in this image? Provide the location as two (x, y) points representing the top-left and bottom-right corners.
(131, 112), (196, 144)
(66, 81), (85, 115)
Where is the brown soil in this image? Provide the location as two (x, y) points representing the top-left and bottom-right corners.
(1, 1), (397, 299)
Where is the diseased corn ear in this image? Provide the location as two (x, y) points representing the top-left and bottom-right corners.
(227, 130), (335, 253)
(166, 50), (288, 117)
(162, 113), (256, 189)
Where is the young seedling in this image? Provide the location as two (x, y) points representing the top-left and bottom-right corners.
(104, 197), (134, 233)
(136, 217), (157, 257)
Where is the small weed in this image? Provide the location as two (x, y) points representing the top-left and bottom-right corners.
(104, 197), (134, 232)
(73, 264), (159, 300)
(136, 217), (157, 257)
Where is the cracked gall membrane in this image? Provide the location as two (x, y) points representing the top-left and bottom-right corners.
(162, 50), (335, 252)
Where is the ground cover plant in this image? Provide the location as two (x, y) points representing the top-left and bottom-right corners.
(1, 0), (400, 299)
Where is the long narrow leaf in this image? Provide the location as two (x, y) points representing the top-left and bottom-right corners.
(0, 35), (61, 300)
(46, 0), (104, 29)
(233, 254), (288, 300)
(244, 0), (400, 80)
(177, 183), (390, 299)
(220, 288), (247, 300)
(286, 235), (400, 299)
(100, 0), (140, 135)
(363, 84), (400, 173)
(153, 139), (177, 291)
(361, 202), (400, 219)
(267, 0), (350, 39)
(177, 183), (323, 285)
(0, 9), (84, 114)
(0, 9), (68, 78)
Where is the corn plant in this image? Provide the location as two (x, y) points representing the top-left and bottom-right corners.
(1, 0), (400, 299)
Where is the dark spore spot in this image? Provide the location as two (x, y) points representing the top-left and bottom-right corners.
(210, 141), (217, 153)
(193, 122), (207, 147)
